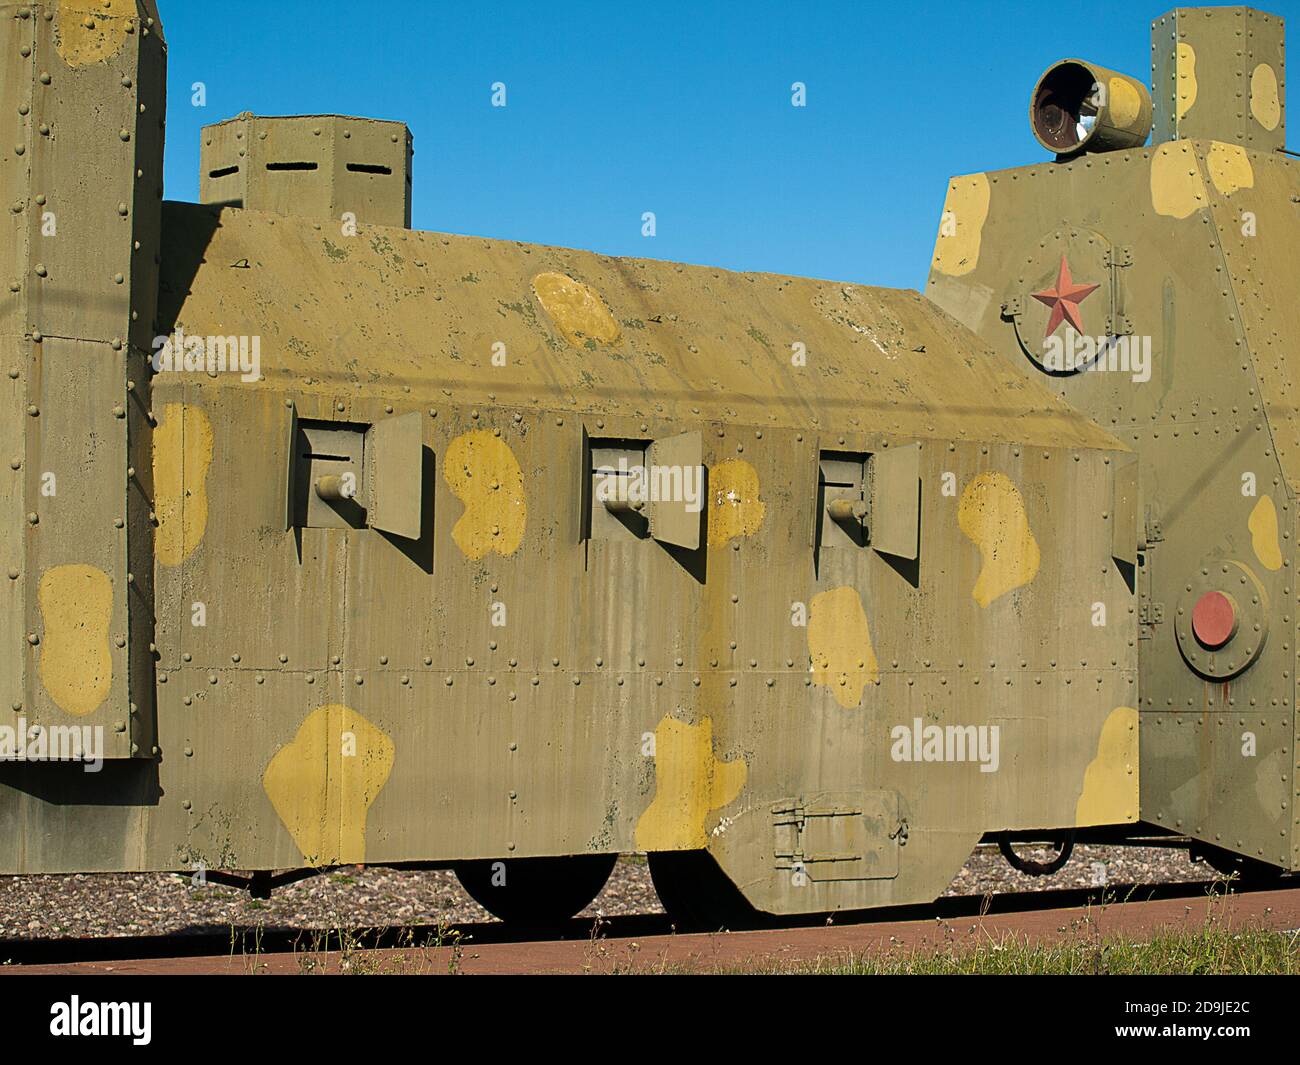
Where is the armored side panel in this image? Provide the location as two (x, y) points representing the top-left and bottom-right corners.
(0, 0), (164, 762)
(1152, 6), (1285, 151)
(0, 180), (1137, 914)
(927, 75), (1299, 867)
(200, 114), (412, 228)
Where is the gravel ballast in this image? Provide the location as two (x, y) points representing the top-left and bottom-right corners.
(0, 843), (1216, 941)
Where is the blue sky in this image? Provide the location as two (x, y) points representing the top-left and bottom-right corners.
(159, 0), (1294, 291)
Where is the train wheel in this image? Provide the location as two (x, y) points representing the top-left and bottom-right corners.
(1194, 845), (1285, 885)
(454, 853), (617, 925)
(648, 850), (762, 931)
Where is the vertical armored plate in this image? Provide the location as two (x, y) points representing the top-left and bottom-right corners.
(647, 430), (702, 550)
(368, 412), (423, 540)
(282, 402), (299, 532)
(0, 336), (26, 729)
(1111, 457), (1139, 566)
(870, 443), (921, 560)
(578, 426), (593, 544)
(0, 2), (166, 759)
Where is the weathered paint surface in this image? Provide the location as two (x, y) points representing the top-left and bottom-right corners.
(153, 403), (214, 567)
(263, 705), (396, 866)
(635, 716), (747, 850)
(37, 564), (113, 717)
(706, 459), (766, 547)
(54, 0), (138, 67)
(444, 430), (527, 559)
(957, 472), (1040, 607)
(807, 586), (879, 709)
(1075, 707), (1138, 826)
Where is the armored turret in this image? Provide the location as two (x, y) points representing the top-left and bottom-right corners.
(929, 6), (1295, 876)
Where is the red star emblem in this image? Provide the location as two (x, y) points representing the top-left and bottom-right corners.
(1031, 255), (1100, 339)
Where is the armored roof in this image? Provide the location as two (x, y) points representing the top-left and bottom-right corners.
(158, 201), (1123, 450)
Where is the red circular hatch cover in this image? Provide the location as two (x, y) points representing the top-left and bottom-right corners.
(1192, 591), (1236, 650)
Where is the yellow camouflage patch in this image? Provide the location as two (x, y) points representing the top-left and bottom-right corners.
(1075, 706), (1138, 826)
(958, 472), (1040, 607)
(1250, 63), (1280, 131)
(1176, 41), (1198, 122)
(635, 716), (747, 851)
(38, 564), (113, 716)
(1108, 77), (1142, 129)
(532, 271), (621, 348)
(707, 459), (765, 547)
(444, 430), (527, 559)
(1150, 142), (1206, 219)
(931, 173), (990, 277)
(263, 705), (396, 866)
(1207, 141), (1254, 196)
(153, 403), (214, 567)
(55, 0), (138, 68)
(808, 586), (879, 709)
(1248, 495), (1283, 572)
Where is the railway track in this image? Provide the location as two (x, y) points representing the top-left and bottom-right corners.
(4, 876), (1296, 974)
